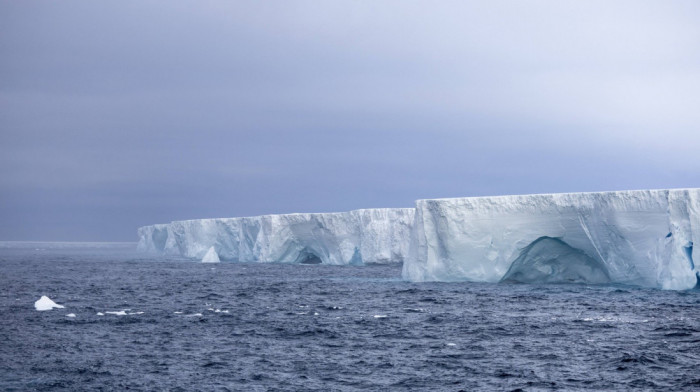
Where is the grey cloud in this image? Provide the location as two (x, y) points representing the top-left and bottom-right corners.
(1, 1), (699, 240)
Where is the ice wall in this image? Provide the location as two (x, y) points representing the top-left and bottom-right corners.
(402, 189), (700, 289)
(138, 208), (414, 265)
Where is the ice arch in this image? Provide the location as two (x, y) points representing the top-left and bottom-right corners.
(295, 249), (323, 264)
(500, 237), (611, 284)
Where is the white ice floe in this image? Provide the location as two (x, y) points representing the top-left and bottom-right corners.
(34, 296), (65, 311)
(97, 312), (104, 316)
(373, 315), (388, 318)
(105, 310), (127, 316)
(66, 313), (76, 318)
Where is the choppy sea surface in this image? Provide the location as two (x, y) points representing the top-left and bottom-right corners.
(1, 242), (699, 391)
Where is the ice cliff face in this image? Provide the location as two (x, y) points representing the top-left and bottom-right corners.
(402, 189), (700, 290)
(138, 208), (415, 265)
(138, 188), (700, 289)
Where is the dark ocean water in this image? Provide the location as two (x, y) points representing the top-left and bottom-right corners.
(1, 243), (699, 391)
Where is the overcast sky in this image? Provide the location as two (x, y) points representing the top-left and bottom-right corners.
(1, 1), (699, 241)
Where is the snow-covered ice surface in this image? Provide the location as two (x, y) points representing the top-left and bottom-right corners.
(138, 208), (414, 265)
(403, 189), (700, 290)
(34, 296), (65, 311)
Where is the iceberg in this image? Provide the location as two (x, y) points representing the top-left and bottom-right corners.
(138, 208), (414, 265)
(402, 189), (700, 290)
(34, 296), (65, 311)
(137, 188), (700, 289)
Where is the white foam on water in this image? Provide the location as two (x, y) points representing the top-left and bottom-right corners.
(128, 312), (144, 315)
(184, 313), (203, 317)
(105, 310), (127, 316)
(96, 312), (104, 316)
(34, 296), (65, 311)
(373, 315), (387, 318)
(66, 313), (76, 318)
(174, 311), (183, 314)
(446, 343), (456, 346)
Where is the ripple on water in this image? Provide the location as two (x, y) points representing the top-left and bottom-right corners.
(0, 246), (699, 391)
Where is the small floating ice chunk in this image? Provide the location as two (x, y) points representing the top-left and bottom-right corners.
(201, 246), (220, 263)
(185, 313), (203, 317)
(105, 310), (127, 316)
(128, 312), (144, 315)
(66, 313), (76, 318)
(373, 315), (387, 319)
(174, 311), (183, 314)
(446, 342), (456, 346)
(97, 312), (104, 316)
(34, 296), (65, 311)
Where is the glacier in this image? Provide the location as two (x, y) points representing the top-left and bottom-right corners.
(138, 208), (415, 265)
(402, 189), (700, 290)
